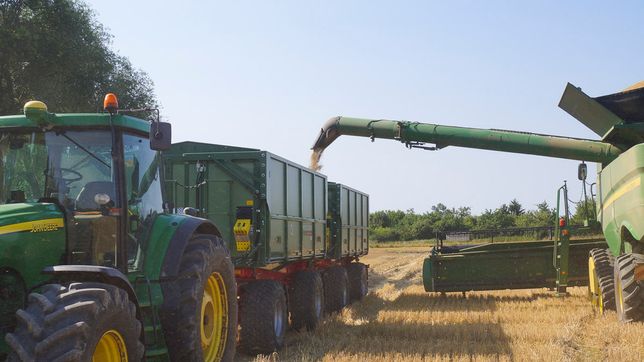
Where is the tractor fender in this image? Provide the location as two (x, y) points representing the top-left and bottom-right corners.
(41, 265), (140, 319)
(160, 215), (223, 278)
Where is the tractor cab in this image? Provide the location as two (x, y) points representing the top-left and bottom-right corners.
(0, 96), (170, 274)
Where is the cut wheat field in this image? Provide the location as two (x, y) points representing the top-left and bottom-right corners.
(241, 246), (644, 362)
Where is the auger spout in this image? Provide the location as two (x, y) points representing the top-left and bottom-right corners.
(311, 116), (622, 168)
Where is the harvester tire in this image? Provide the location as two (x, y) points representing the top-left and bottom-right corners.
(5, 282), (143, 361)
(588, 248), (615, 312)
(346, 262), (368, 302)
(322, 266), (349, 313)
(289, 270), (324, 331)
(614, 253), (644, 322)
(239, 280), (288, 354)
(162, 234), (237, 362)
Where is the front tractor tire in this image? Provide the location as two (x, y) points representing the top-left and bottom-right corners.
(588, 248), (615, 313)
(162, 234), (237, 362)
(5, 282), (143, 362)
(239, 280), (288, 355)
(614, 253), (644, 322)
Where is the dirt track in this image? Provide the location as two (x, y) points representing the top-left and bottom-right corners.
(243, 247), (643, 361)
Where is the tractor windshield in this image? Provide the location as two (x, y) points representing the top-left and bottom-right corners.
(0, 130), (114, 205)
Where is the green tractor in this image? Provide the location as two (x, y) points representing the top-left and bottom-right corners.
(312, 81), (644, 322)
(0, 96), (237, 361)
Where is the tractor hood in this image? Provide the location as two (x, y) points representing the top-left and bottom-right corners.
(0, 203), (65, 236)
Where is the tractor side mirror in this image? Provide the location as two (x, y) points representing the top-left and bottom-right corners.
(578, 163), (587, 181)
(150, 122), (172, 151)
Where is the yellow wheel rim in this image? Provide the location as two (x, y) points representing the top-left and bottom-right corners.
(616, 272), (625, 312)
(201, 272), (228, 361)
(588, 257), (604, 313)
(92, 330), (127, 362)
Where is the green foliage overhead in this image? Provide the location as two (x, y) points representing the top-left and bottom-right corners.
(0, 0), (157, 115)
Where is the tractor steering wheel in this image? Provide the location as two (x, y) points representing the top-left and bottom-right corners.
(58, 168), (83, 183)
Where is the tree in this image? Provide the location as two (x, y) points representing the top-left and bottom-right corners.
(508, 199), (524, 216)
(0, 0), (157, 115)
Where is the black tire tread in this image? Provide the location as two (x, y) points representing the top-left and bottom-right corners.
(590, 248), (616, 310)
(615, 253), (644, 322)
(289, 270), (324, 331)
(322, 266), (349, 313)
(5, 282), (143, 362)
(346, 263), (368, 302)
(239, 280), (287, 354)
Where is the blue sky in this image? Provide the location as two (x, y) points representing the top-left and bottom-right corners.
(86, 0), (644, 214)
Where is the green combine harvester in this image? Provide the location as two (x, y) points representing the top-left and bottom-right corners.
(312, 81), (644, 322)
(0, 95), (369, 361)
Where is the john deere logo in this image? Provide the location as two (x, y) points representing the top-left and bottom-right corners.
(31, 222), (60, 233)
(0, 218), (64, 236)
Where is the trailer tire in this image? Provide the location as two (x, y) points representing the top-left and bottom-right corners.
(5, 282), (143, 362)
(346, 263), (368, 302)
(323, 266), (349, 313)
(289, 270), (324, 331)
(239, 280), (287, 354)
(162, 234), (237, 362)
(614, 253), (644, 322)
(588, 248), (615, 312)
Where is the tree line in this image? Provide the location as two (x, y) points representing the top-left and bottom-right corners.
(369, 198), (597, 242)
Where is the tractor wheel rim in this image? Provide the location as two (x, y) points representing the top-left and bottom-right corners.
(201, 272), (228, 361)
(588, 256), (603, 313)
(92, 330), (127, 362)
(616, 272), (625, 314)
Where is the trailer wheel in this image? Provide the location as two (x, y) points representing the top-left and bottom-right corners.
(162, 234), (237, 362)
(5, 282), (143, 362)
(346, 263), (368, 302)
(588, 248), (615, 312)
(614, 253), (644, 322)
(239, 280), (287, 354)
(323, 266), (349, 313)
(289, 270), (324, 331)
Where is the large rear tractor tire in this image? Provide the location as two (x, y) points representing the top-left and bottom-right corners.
(239, 280), (288, 354)
(588, 248), (615, 313)
(161, 234), (237, 362)
(289, 270), (324, 331)
(322, 266), (349, 313)
(346, 263), (368, 302)
(614, 253), (644, 322)
(5, 282), (143, 361)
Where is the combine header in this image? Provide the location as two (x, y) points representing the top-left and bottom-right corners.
(312, 81), (644, 322)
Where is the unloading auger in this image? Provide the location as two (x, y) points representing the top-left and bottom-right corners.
(312, 81), (644, 322)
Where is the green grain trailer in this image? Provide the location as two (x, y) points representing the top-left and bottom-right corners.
(163, 142), (369, 354)
(1, 96), (238, 361)
(327, 182), (369, 260)
(312, 81), (644, 322)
